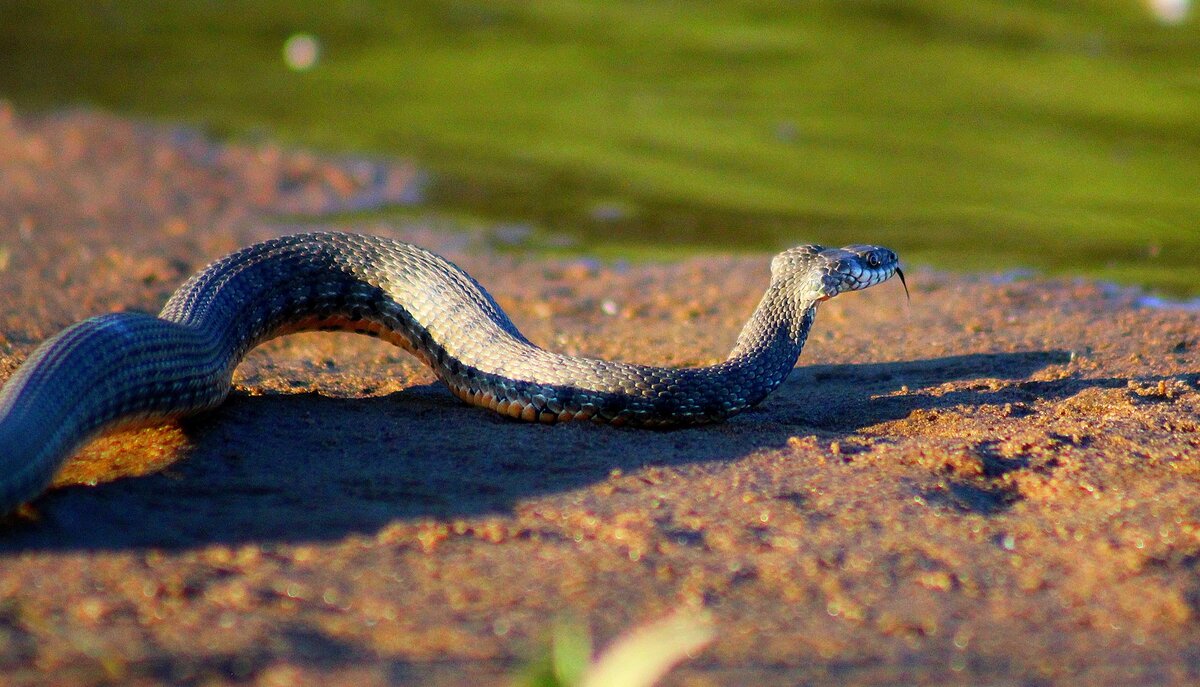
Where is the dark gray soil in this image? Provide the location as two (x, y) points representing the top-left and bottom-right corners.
(1, 103), (1198, 686)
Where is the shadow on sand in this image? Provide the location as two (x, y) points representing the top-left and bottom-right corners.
(4, 348), (1148, 551)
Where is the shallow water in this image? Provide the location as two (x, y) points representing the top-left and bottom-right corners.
(1, 1), (1197, 292)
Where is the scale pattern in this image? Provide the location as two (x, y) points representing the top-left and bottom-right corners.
(0, 232), (900, 513)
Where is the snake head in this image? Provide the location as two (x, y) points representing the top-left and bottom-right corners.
(771, 244), (905, 303)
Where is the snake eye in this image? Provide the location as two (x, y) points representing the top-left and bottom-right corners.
(866, 252), (881, 268)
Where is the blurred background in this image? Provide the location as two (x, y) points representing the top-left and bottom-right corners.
(1, 0), (1197, 293)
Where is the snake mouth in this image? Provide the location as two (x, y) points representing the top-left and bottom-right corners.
(829, 266), (906, 302)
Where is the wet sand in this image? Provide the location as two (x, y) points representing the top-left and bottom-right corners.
(1, 103), (1198, 686)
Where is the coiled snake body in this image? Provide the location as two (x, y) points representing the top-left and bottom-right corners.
(0, 233), (902, 514)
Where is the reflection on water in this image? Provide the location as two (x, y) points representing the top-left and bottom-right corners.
(1146, 0), (1190, 24)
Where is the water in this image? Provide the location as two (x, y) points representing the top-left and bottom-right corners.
(1, 0), (1197, 293)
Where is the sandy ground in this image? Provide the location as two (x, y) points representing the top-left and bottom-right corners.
(0, 103), (1198, 686)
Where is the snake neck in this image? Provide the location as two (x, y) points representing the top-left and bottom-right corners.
(712, 282), (820, 410)
(728, 281), (819, 364)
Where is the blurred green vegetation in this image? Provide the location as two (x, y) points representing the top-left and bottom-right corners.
(2, 1), (1198, 293)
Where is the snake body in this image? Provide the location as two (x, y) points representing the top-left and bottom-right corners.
(0, 232), (901, 514)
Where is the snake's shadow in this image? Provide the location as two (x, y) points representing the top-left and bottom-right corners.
(3, 349), (1095, 551)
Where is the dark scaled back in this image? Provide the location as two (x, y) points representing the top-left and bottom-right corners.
(0, 233), (903, 515)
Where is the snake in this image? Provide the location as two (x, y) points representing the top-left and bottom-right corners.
(0, 232), (903, 514)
